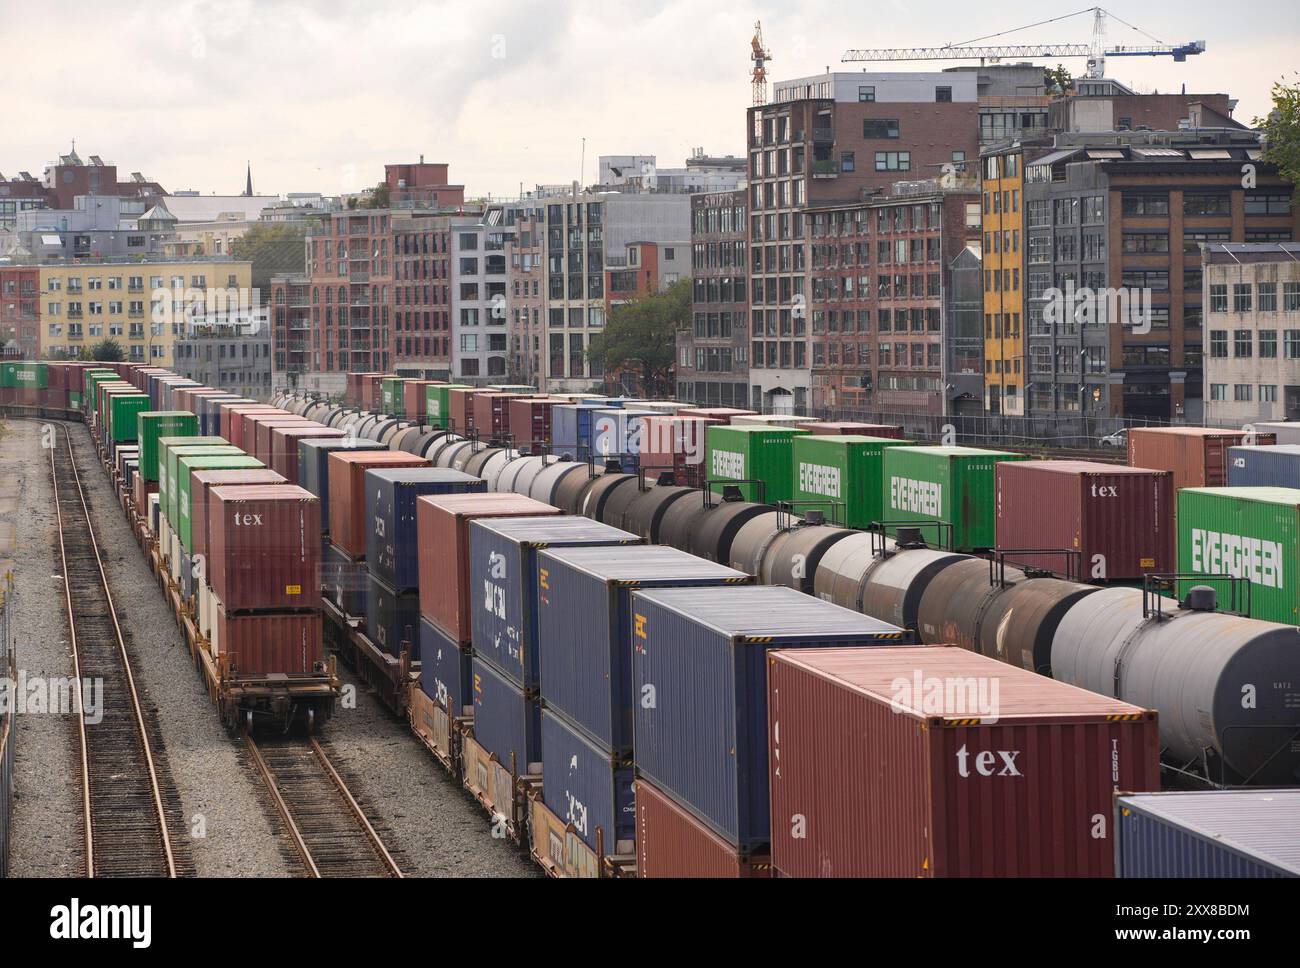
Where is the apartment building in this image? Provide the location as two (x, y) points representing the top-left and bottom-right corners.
(392, 211), (453, 378)
(0, 266), (40, 357)
(1016, 130), (1296, 422)
(805, 180), (983, 416)
(980, 145), (1030, 414)
(504, 201), (545, 385)
(450, 215), (511, 382)
(748, 72), (980, 412)
(1202, 243), (1300, 423)
(40, 259), (253, 365)
(173, 327), (273, 399)
(677, 189), (750, 407)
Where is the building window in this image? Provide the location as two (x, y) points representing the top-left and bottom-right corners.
(1260, 330), (1278, 358)
(858, 85), (875, 102)
(874, 151), (910, 172)
(1121, 194), (1169, 217)
(1259, 282), (1278, 312)
(1234, 330), (1253, 357)
(841, 151), (855, 173)
(1233, 284), (1253, 313)
(1184, 193), (1231, 217)
(1262, 384), (1279, 403)
(1209, 383), (1227, 401)
(1234, 384), (1253, 402)
(935, 86), (952, 102)
(1286, 330), (1300, 359)
(1209, 330), (1228, 357)
(1209, 284), (1228, 313)
(863, 119), (900, 139)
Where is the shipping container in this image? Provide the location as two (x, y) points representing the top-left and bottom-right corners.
(796, 421), (905, 438)
(638, 414), (719, 486)
(729, 413), (809, 427)
(297, 438), (381, 531)
(1252, 421), (1300, 446)
(419, 618), (473, 714)
(365, 572), (421, 657)
(1226, 444), (1300, 488)
(471, 655), (542, 775)
(447, 387), (487, 434)
(635, 779), (770, 878)
(540, 709), (635, 854)
(189, 468), (286, 565)
(214, 608), (323, 677)
(767, 645), (1160, 877)
(704, 425), (809, 503)
(326, 450), (428, 558)
(1128, 426), (1276, 491)
(1176, 486), (1300, 624)
(270, 425), (346, 485)
(996, 460), (1175, 582)
(1114, 790), (1300, 878)
(164, 445), (242, 525)
(364, 468), (485, 592)
(402, 379), (434, 424)
(108, 393), (151, 443)
(425, 383), (472, 429)
(792, 434), (914, 529)
(323, 542), (368, 617)
(470, 516), (641, 687)
(590, 409), (659, 467)
(632, 585), (907, 849)
(472, 392), (524, 442)
(536, 545), (750, 752)
(380, 377), (407, 417)
(135, 411), (199, 482)
(677, 406), (755, 421)
(551, 403), (610, 460)
(508, 397), (558, 451)
(882, 446), (1026, 551)
(176, 454), (265, 550)
(224, 405), (286, 450)
(207, 484), (320, 612)
(1, 361), (48, 389)
(416, 493), (561, 644)
(252, 417), (318, 465)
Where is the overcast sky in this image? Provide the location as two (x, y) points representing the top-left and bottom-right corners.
(2, 0), (1295, 200)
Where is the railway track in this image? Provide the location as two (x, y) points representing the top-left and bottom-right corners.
(244, 734), (404, 878)
(50, 423), (189, 877)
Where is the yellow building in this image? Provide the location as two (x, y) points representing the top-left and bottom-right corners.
(980, 147), (1025, 415)
(39, 259), (253, 365)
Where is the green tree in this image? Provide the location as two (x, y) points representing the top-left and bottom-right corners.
(588, 278), (691, 397)
(363, 183), (392, 209)
(229, 221), (311, 294)
(91, 339), (125, 362)
(1255, 75), (1300, 186)
(1044, 65), (1074, 97)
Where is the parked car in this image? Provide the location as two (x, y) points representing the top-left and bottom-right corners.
(1098, 428), (1128, 448)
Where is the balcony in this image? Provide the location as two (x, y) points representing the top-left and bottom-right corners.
(812, 127), (834, 143)
(812, 159), (839, 178)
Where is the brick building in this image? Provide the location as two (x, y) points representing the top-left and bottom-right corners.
(0, 266), (40, 357)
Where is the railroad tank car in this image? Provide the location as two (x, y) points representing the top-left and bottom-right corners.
(553, 464), (600, 515)
(857, 545), (967, 634)
(403, 430), (442, 457)
(511, 454), (553, 499)
(690, 497), (769, 563)
(479, 449), (521, 491)
(812, 531), (894, 610)
(591, 475), (645, 530)
(389, 426), (422, 453)
(656, 491), (715, 554)
(1052, 586), (1300, 785)
(435, 439), (475, 470)
(580, 472), (637, 522)
(915, 557), (1024, 652)
(760, 523), (857, 596)
(463, 446), (504, 479)
(979, 577), (1099, 674)
(727, 510), (789, 576)
(495, 454), (545, 494)
(529, 459), (588, 507)
(622, 485), (696, 543)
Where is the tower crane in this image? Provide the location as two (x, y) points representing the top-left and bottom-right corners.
(751, 21), (771, 106)
(842, 7), (1205, 81)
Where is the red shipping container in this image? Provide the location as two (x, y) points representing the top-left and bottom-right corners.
(346, 372), (380, 407)
(638, 414), (720, 486)
(415, 492), (559, 643)
(447, 387), (486, 434)
(190, 469), (287, 563)
(215, 399), (256, 438)
(215, 608), (323, 677)
(46, 363), (69, 393)
(767, 646), (1160, 877)
(472, 392), (524, 442)
(635, 780), (771, 878)
(508, 397), (559, 451)
(402, 379), (434, 424)
(677, 407), (756, 421)
(270, 425), (347, 484)
(327, 451), (429, 558)
(207, 484), (321, 611)
(224, 406), (285, 450)
(796, 421), (905, 438)
(367, 374), (394, 412)
(995, 460), (1174, 581)
(1127, 426), (1276, 491)
(253, 417), (319, 464)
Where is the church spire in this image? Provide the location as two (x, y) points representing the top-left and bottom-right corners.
(244, 161), (253, 197)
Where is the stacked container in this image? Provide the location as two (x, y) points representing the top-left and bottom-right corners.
(766, 645), (1159, 877)
(631, 585), (906, 865)
(363, 468), (485, 657)
(137, 411), (198, 483)
(589, 408), (658, 469)
(1227, 444), (1300, 487)
(704, 425), (809, 503)
(791, 434), (914, 528)
(637, 414), (720, 487)
(472, 392), (525, 443)
(425, 383), (471, 429)
(997, 460), (1175, 581)
(1128, 426), (1276, 491)
(269, 425), (346, 485)
(882, 445), (1027, 551)
(796, 421), (905, 438)
(534, 545), (751, 856)
(508, 397), (558, 452)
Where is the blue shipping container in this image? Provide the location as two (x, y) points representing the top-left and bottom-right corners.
(536, 544), (750, 752)
(198, 395), (242, 436)
(471, 655), (541, 774)
(1115, 790), (1300, 877)
(632, 585), (908, 850)
(366, 571), (421, 657)
(419, 618), (473, 715)
(551, 403), (621, 461)
(469, 516), (641, 688)
(590, 409), (659, 468)
(1227, 444), (1300, 488)
(540, 709), (635, 853)
(365, 468), (484, 591)
(324, 541), (368, 618)
(299, 438), (382, 532)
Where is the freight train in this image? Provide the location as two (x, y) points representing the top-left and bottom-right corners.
(13, 360), (1300, 877)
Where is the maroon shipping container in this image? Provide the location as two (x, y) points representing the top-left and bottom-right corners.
(677, 407), (756, 421)
(796, 421), (906, 439)
(327, 450), (429, 559)
(46, 363), (69, 393)
(215, 399), (256, 439)
(636, 779), (771, 878)
(216, 609), (323, 677)
(225, 406), (285, 450)
(767, 646), (1160, 877)
(368, 374), (394, 412)
(346, 372), (382, 407)
(415, 492), (560, 643)
(190, 469), (287, 563)
(402, 379), (434, 423)
(1127, 426), (1276, 491)
(639, 414), (720, 486)
(252, 417), (318, 465)
(447, 387), (486, 434)
(472, 392), (524, 442)
(995, 460), (1174, 581)
(207, 484), (321, 611)
(508, 397), (558, 451)
(270, 425), (347, 484)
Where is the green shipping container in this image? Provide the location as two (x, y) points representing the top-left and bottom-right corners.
(108, 393), (151, 443)
(176, 454), (264, 550)
(84, 372), (119, 412)
(425, 383), (471, 428)
(1177, 486), (1300, 625)
(69, 391), (82, 410)
(137, 411), (199, 483)
(791, 434), (915, 528)
(164, 444), (241, 525)
(2, 361), (48, 389)
(381, 377), (407, 417)
(880, 445), (1027, 551)
(704, 425), (809, 504)
(157, 435), (228, 507)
